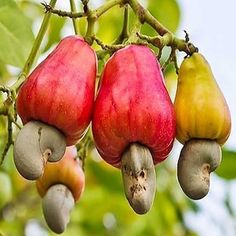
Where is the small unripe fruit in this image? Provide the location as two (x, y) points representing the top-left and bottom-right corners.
(36, 146), (85, 233)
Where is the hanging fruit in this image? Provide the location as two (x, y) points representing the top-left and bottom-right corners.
(36, 146), (85, 234)
(14, 36), (97, 180)
(174, 52), (231, 199)
(92, 45), (176, 214)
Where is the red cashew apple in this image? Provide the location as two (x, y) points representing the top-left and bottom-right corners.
(36, 146), (85, 234)
(92, 45), (176, 214)
(14, 36), (97, 180)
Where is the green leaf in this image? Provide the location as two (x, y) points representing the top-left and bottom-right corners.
(216, 150), (236, 179)
(0, 0), (34, 68)
(96, 5), (123, 44)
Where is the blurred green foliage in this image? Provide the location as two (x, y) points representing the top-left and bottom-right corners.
(0, 0), (34, 68)
(0, 0), (234, 236)
(216, 150), (236, 179)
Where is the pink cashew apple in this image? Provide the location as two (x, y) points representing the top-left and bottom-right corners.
(14, 36), (97, 180)
(92, 45), (175, 214)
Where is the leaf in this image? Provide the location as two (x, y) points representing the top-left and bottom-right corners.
(216, 150), (236, 179)
(96, 5), (123, 44)
(0, 0), (34, 68)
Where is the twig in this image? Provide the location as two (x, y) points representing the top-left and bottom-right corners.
(128, 0), (198, 55)
(69, 0), (80, 34)
(0, 117), (13, 165)
(114, 4), (129, 44)
(41, 2), (85, 18)
(93, 36), (124, 51)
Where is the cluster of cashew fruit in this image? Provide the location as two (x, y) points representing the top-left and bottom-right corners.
(14, 36), (95, 233)
(13, 35), (231, 232)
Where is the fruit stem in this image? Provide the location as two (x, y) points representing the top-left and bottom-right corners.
(128, 0), (169, 35)
(121, 143), (156, 214)
(69, 0), (79, 35)
(113, 5), (129, 44)
(127, 0), (198, 55)
(11, 0), (57, 92)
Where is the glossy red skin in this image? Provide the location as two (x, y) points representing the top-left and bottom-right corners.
(92, 45), (176, 168)
(36, 146), (85, 202)
(17, 36), (97, 145)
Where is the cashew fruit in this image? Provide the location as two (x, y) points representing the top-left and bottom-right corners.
(174, 53), (231, 200)
(93, 45), (176, 167)
(174, 53), (231, 145)
(92, 45), (175, 214)
(14, 36), (97, 180)
(17, 36), (97, 145)
(36, 146), (85, 201)
(36, 146), (85, 233)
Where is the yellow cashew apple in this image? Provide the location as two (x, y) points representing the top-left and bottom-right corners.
(174, 52), (231, 200)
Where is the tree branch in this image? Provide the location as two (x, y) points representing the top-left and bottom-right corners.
(41, 2), (85, 18)
(128, 0), (198, 55)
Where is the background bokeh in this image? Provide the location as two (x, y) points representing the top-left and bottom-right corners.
(0, 0), (236, 235)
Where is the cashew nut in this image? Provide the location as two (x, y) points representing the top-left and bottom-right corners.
(121, 143), (156, 214)
(177, 139), (222, 200)
(42, 184), (74, 234)
(14, 121), (66, 180)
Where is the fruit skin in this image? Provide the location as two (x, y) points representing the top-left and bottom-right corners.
(36, 146), (85, 202)
(92, 45), (176, 167)
(174, 53), (231, 145)
(17, 36), (97, 145)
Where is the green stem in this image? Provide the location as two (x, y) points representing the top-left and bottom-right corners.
(11, 0), (57, 92)
(128, 0), (198, 54)
(126, 18), (141, 43)
(138, 32), (173, 48)
(0, 116), (13, 165)
(42, 2), (85, 18)
(69, 0), (79, 34)
(0, 104), (7, 115)
(85, 14), (96, 41)
(121, 5), (129, 38)
(114, 4), (129, 44)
